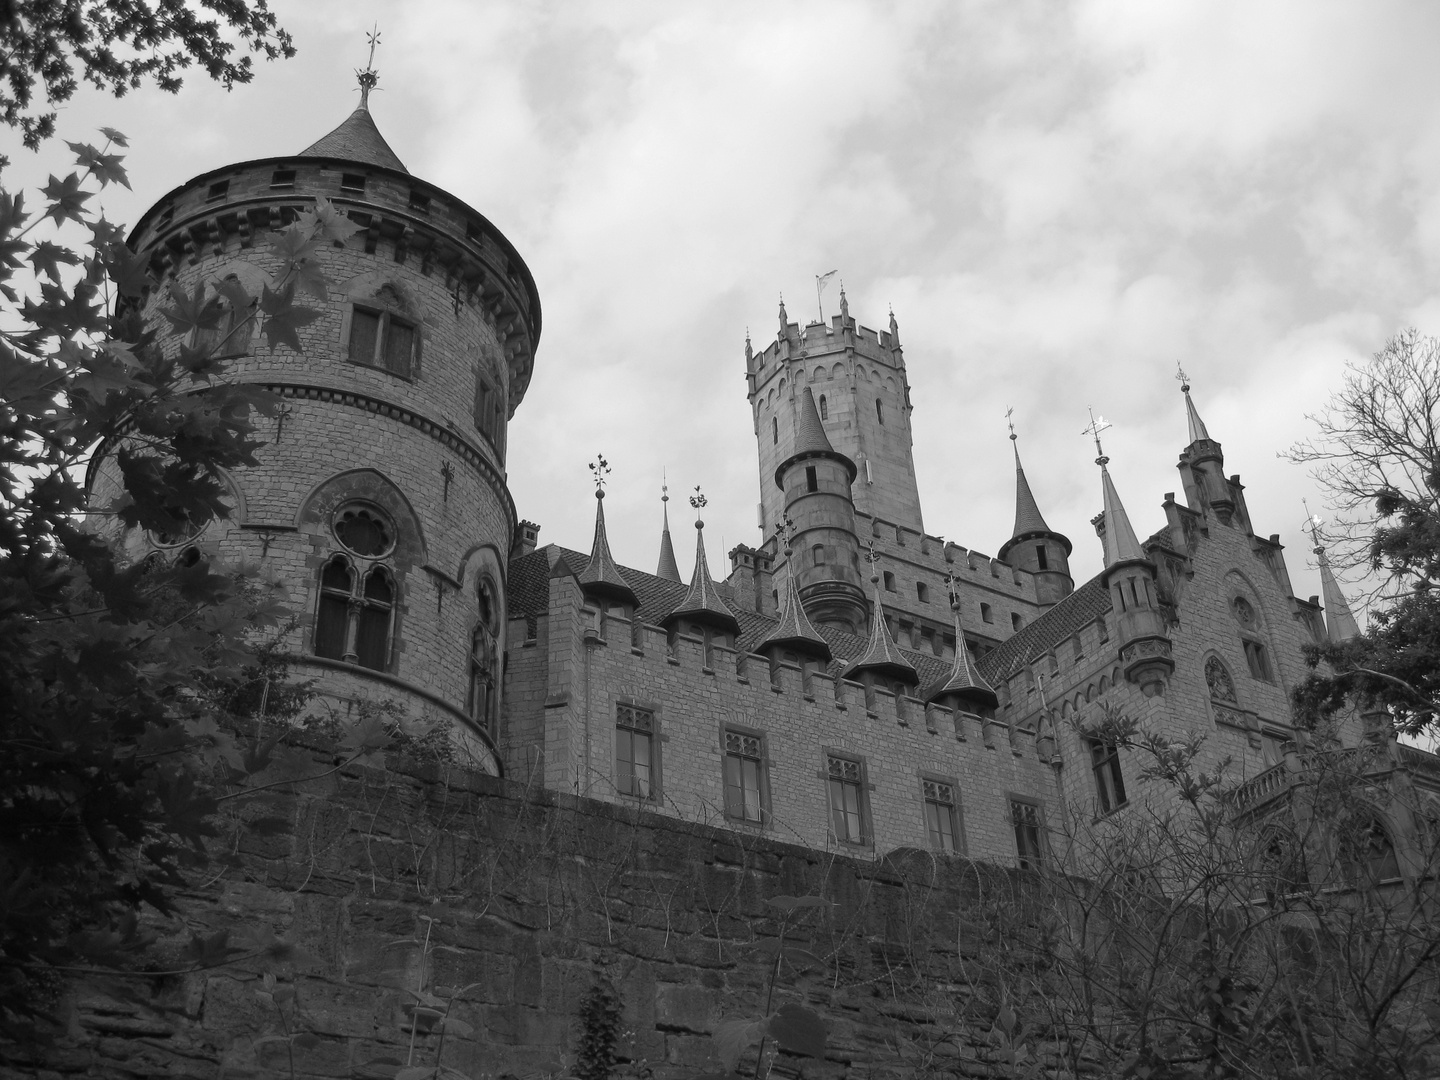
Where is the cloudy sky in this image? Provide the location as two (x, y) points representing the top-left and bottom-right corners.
(17, 0), (1440, 615)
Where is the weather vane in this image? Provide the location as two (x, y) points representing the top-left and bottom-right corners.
(357, 24), (381, 107)
(661, 469), (668, 504)
(944, 569), (961, 609)
(588, 454), (609, 493)
(1083, 407), (1112, 465)
(689, 485), (707, 521)
(775, 514), (796, 552)
(1302, 498), (1325, 551)
(1175, 362), (1191, 392)
(864, 539), (882, 581)
(1005, 406), (1016, 442)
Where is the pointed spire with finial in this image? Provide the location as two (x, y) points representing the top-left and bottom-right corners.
(778, 294), (789, 338)
(656, 471), (681, 582)
(578, 455), (638, 606)
(926, 574), (998, 709)
(1176, 363), (1212, 445)
(758, 516), (832, 662)
(839, 283), (850, 322)
(1086, 409), (1146, 567)
(888, 305), (900, 349)
(1306, 504), (1361, 642)
(744, 330), (753, 367)
(299, 25), (409, 173)
(1006, 409), (1053, 538)
(843, 543), (918, 684)
(664, 487), (740, 634)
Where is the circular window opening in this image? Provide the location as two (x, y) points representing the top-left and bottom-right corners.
(1231, 596), (1256, 629)
(333, 504), (394, 557)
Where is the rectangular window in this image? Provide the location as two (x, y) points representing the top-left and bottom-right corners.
(408, 190), (431, 213)
(348, 307), (416, 378)
(916, 582), (929, 603)
(270, 168), (296, 188)
(724, 731), (764, 823)
(923, 780), (959, 852)
(827, 755), (866, 844)
(1261, 730), (1287, 768)
(1036, 544), (1048, 570)
(981, 603), (993, 623)
(383, 319), (415, 375)
(883, 571), (896, 592)
(1243, 640), (1273, 681)
(340, 172), (367, 194)
(1088, 740), (1127, 814)
(348, 309), (381, 365)
(1011, 798), (1045, 870)
(805, 465), (818, 493)
(206, 180), (229, 202)
(615, 704), (655, 800)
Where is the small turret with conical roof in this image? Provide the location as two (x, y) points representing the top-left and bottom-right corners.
(663, 489), (740, 637)
(1307, 511), (1361, 643)
(1089, 412), (1174, 697)
(926, 575), (998, 716)
(758, 517), (832, 665)
(1175, 367), (1248, 529)
(997, 418), (1074, 607)
(773, 387), (866, 633)
(578, 456), (638, 608)
(656, 475), (681, 582)
(843, 545), (919, 690)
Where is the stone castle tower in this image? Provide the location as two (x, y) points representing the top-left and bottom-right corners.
(93, 84), (540, 773)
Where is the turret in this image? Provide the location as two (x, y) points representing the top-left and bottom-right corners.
(774, 387), (866, 634)
(1176, 372), (1249, 530)
(656, 477), (680, 582)
(997, 428), (1074, 606)
(843, 549), (919, 695)
(1090, 418), (1174, 697)
(578, 457), (638, 612)
(662, 490), (740, 644)
(758, 526), (832, 668)
(925, 581), (997, 717)
(1308, 515), (1361, 643)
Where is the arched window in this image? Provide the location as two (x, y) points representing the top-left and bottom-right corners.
(812, 544), (826, 566)
(1341, 817), (1401, 885)
(348, 284), (419, 377)
(876, 398), (884, 425)
(315, 555), (354, 660)
(772, 416), (779, 444)
(469, 580), (500, 738)
(1205, 656), (1237, 703)
(354, 568), (394, 670)
(819, 394), (828, 420)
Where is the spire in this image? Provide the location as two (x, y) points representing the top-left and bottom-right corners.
(774, 387), (856, 489)
(1086, 410), (1146, 567)
(888, 305), (900, 348)
(1008, 424), (1053, 538)
(926, 580), (998, 710)
(1307, 509), (1360, 642)
(843, 546), (918, 685)
(656, 473), (681, 582)
(664, 488), (739, 634)
(299, 29), (408, 173)
(758, 520), (831, 662)
(1176, 364), (1211, 444)
(744, 330), (753, 368)
(839, 283), (850, 321)
(778, 294), (788, 338)
(578, 456), (638, 606)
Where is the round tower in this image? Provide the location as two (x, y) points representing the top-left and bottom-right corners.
(775, 387), (866, 634)
(96, 82), (540, 773)
(997, 433), (1073, 607)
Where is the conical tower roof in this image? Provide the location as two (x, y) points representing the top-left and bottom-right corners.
(774, 387), (856, 488)
(999, 432), (1072, 562)
(926, 608), (998, 710)
(1100, 463), (1147, 567)
(1183, 386), (1211, 444)
(656, 493), (681, 582)
(665, 521), (739, 634)
(1316, 543), (1361, 642)
(758, 555), (831, 663)
(843, 575), (918, 685)
(300, 102), (408, 173)
(578, 491), (638, 606)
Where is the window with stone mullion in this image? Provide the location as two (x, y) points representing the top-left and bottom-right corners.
(724, 732), (764, 823)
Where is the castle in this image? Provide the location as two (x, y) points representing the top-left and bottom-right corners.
(95, 86), (1438, 876)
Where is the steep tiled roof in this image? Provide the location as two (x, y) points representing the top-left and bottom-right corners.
(843, 581), (919, 685)
(300, 105), (408, 173)
(758, 561), (831, 662)
(925, 610), (997, 708)
(1183, 387), (1211, 444)
(775, 387), (856, 487)
(977, 573), (1112, 683)
(666, 524), (740, 634)
(1100, 466), (1146, 566)
(1010, 445), (1052, 538)
(656, 501), (681, 581)
(506, 548), (552, 620)
(577, 493), (638, 607)
(1318, 548), (1361, 642)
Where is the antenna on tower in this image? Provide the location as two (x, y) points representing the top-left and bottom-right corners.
(357, 24), (382, 107)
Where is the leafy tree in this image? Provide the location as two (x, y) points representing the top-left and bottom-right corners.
(0, 0), (295, 152)
(0, 133), (367, 1035)
(1289, 329), (1440, 735)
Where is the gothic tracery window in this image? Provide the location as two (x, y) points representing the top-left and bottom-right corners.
(1205, 656), (1237, 703)
(469, 577), (501, 736)
(314, 503), (398, 672)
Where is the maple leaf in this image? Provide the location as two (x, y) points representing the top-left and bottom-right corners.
(0, 189), (28, 235)
(266, 226), (321, 275)
(66, 141), (129, 189)
(213, 274), (251, 316)
(42, 173), (93, 224)
(291, 257), (327, 301)
(29, 240), (80, 283)
(99, 127), (129, 148)
(104, 242), (152, 299)
(21, 280), (105, 339)
(309, 196), (364, 245)
(259, 283), (320, 354)
(159, 280), (223, 338)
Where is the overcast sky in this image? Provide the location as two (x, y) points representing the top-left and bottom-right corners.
(16, 0), (1440, 618)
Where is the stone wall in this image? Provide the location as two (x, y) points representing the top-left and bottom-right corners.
(13, 737), (1069, 1080)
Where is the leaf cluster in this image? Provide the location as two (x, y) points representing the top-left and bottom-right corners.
(0, 0), (295, 152)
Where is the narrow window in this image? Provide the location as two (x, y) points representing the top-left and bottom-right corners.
(818, 394), (828, 420)
(883, 571), (896, 592)
(980, 603), (993, 624)
(615, 704), (655, 800)
(383, 319), (416, 376)
(876, 398), (884, 425)
(1011, 798), (1045, 870)
(270, 168), (296, 188)
(1088, 740), (1127, 814)
(314, 556), (353, 659)
(469, 582), (500, 736)
(812, 544), (825, 566)
(1098, 617), (1109, 643)
(206, 180), (229, 202)
(724, 731), (764, 823)
(1072, 635), (1083, 661)
(923, 780), (960, 852)
(1035, 544), (1048, 570)
(408, 190), (431, 213)
(805, 465), (818, 493)
(1243, 640), (1273, 682)
(340, 173), (366, 194)
(1129, 580), (1140, 608)
(772, 416), (779, 444)
(1012, 612), (1023, 631)
(827, 755), (866, 844)
(916, 583), (929, 603)
(349, 309), (381, 366)
(354, 568), (394, 670)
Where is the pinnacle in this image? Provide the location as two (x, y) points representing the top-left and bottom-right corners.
(1099, 465), (1146, 567)
(665, 523), (739, 634)
(578, 492), (638, 606)
(759, 555), (831, 662)
(843, 578), (918, 685)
